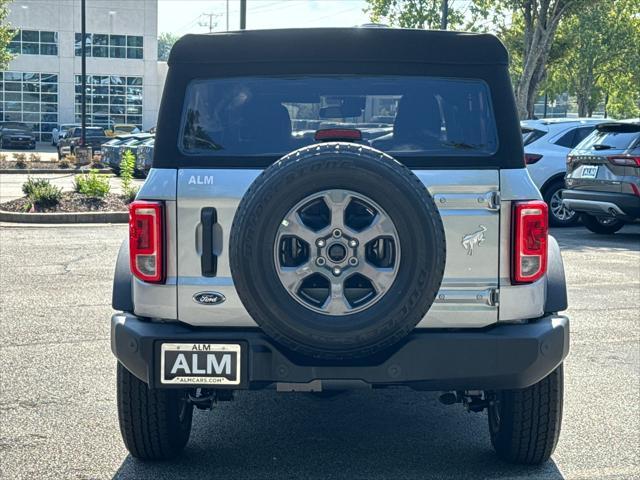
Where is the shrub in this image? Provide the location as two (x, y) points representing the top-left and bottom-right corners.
(0, 153), (7, 162)
(120, 149), (136, 197)
(13, 153), (27, 169)
(65, 154), (77, 164)
(22, 178), (62, 209)
(28, 153), (41, 162)
(74, 170), (111, 198)
(58, 158), (71, 169)
(22, 177), (53, 196)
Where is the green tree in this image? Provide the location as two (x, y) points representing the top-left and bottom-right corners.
(552, 0), (640, 117)
(0, 0), (16, 71)
(366, 0), (465, 29)
(158, 32), (179, 61)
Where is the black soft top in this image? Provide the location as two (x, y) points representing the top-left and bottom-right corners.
(155, 28), (524, 169)
(169, 28), (508, 66)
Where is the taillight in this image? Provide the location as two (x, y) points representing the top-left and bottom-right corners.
(129, 200), (164, 283)
(607, 155), (640, 167)
(512, 201), (548, 284)
(524, 153), (543, 165)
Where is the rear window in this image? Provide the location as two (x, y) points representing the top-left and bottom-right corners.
(578, 125), (640, 151)
(180, 75), (498, 158)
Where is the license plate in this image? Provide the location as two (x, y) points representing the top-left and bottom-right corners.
(160, 343), (241, 385)
(581, 165), (598, 178)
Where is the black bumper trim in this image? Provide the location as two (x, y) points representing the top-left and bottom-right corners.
(111, 313), (569, 391)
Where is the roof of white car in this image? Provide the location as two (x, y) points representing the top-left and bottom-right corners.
(521, 118), (605, 127)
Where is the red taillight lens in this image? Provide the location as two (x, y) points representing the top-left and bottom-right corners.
(512, 201), (548, 284)
(129, 200), (164, 283)
(314, 128), (363, 142)
(524, 153), (543, 165)
(607, 155), (640, 167)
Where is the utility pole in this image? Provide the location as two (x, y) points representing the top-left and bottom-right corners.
(199, 13), (218, 33)
(240, 0), (247, 30)
(80, 0), (86, 147)
(440, 0), (448, 30)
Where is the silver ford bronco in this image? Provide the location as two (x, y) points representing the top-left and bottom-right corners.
(111, 28), (570, 464)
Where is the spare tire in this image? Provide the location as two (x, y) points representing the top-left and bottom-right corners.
(230, 143), (446, 359)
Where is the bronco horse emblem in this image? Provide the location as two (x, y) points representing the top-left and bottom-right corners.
(461, 225), (487, 256)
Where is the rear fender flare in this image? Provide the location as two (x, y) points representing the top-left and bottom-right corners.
(112, 239), (134, 312)
(545, 235), (568, 313)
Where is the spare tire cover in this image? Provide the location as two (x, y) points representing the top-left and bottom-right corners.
(230, 143), (446, 359)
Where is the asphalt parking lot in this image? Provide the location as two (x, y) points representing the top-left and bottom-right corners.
(0, 223), (638, 479)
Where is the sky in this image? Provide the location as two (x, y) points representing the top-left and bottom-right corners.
(158, 0), (370, 35)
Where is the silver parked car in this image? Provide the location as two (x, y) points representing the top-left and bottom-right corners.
(111, 28), (569, 465)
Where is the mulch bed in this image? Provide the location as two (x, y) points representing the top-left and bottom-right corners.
(0, 192), (129, 213)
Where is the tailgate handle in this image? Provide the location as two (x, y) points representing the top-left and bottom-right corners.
(200, 207), (218, 277)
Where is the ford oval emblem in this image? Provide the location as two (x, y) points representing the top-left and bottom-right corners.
(193, 291), (226, 305)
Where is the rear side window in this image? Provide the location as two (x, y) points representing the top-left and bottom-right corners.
(180, 75), (498, 158)
(521, 127), (546, 146)
(554, 126), (596, 149)
(578, 125), (640, 151)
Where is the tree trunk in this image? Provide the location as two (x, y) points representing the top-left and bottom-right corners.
(514, 0), (570, 119)
(577, 94), (589, 117)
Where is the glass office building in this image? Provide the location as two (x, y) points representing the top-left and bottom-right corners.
(4, 1), (164, 142)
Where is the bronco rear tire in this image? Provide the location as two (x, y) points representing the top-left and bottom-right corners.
(230, 142), (446, 359)
(488, 364), (564, 465)
(116, 363), (193, 460)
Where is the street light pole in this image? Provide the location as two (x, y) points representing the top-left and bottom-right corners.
(81, 0), (86, 147)
(240, 0), (246, 30)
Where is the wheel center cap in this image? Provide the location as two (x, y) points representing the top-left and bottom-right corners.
(327, 243), (347, 262)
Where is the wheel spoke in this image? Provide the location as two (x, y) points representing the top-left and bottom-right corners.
(323, 190), (351, 230)
(321, 279), (352, 314)
(278, 261), (315, 292)
(358, 212), (396, 245)
(280, 212), (316, 244)
(358, 262), (396, 294)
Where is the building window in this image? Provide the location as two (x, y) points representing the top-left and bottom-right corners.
(8, 30), (58, 56)
(74, 75), (143, 129)
(0, 71), (59, 141)
(75, 33), (143, 60)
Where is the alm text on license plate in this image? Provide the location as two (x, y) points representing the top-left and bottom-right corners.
(581, 165), (599, 179)
(161, 343), (241, 385)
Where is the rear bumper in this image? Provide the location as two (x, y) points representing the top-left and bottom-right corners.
(111, 313), (570, 391)
(563, 189), (640, 219)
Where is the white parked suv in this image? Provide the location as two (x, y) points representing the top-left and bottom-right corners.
(522, 118), (604, 226)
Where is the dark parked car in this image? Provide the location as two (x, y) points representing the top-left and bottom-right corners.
(57, 126), (109, 160)
(0, 122), (36, 149)
(563, 120), (640, 234)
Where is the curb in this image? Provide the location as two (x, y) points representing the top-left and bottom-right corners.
(0, 209), (128, 224)
(0, 168), (112, 174)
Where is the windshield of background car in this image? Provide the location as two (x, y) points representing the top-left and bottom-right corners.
(86, 129), (105, 137)
(577, 125), (640, 151)
(180, 76), (498, 157)
(2, 122), (30, 130)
